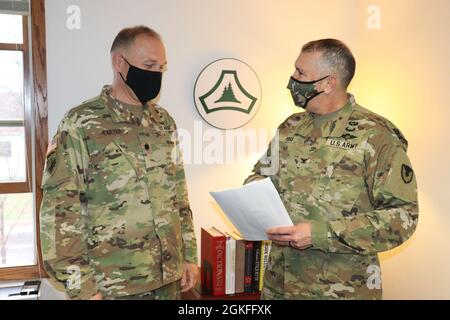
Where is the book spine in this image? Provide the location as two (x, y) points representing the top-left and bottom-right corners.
(231, 237), (236, 294)
(201, 228), (212, 294)
(234, 240), (245, 294)
(213, 237), (226, 296)
(225, 236), (236, 295)
(252, 241), (261, 292)
(259, 241), (271, 291)
(244, 241), (254, 293)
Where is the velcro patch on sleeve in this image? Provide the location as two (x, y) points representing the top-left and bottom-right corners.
(384, 149), (417, 203)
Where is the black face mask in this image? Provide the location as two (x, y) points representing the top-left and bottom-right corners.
(119, 56), (162, 105)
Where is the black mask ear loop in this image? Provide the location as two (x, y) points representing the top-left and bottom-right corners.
(314, 75), (330, 94)
(303, 91), (323, 106)
(290, 75), (329, 85)
(118, 56), (131, 84)
(301, 75), (329, 104)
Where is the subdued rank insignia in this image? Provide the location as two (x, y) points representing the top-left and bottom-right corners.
(401, 164), (414, 184)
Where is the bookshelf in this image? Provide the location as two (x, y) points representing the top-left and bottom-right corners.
(182, 285), (261, 300)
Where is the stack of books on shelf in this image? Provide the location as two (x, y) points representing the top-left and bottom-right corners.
(201, 227), (271, 296)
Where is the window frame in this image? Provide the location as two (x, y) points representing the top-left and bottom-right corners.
(0, 0), (48, 280)
(0, 15), (32, 194)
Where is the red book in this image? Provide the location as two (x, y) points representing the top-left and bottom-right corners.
(201, 227), (227, 296)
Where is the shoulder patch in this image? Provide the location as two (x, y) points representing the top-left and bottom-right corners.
(384, 149), (417, 202)
(401, 164), (414, 184)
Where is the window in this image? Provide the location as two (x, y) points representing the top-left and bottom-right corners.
(0, 0), (48, 280)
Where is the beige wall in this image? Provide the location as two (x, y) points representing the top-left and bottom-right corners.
(45, 0), (450, 299)
(352, 0), (450, 299)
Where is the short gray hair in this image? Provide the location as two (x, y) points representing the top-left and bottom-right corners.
(110, 25), (162, 53)
(302, 39), (356, 88)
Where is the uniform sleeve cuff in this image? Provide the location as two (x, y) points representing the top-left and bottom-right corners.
(311, 220), (330, 252)
(66, 277), (100, 300)
(243, 175), (266, 185)
(183, 247), (198, 265)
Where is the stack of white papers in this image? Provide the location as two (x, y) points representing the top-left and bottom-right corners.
(210, 178), (293, 240)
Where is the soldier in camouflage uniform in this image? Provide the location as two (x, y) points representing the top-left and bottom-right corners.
(245, 39), (418, 299)
(40, 26), (198, 300)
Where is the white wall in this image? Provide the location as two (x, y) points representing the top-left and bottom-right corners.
(44, 0), (450, 299)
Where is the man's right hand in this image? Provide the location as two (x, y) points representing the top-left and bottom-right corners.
(89, 292), (102, 300)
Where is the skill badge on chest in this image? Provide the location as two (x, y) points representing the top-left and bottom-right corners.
(326, 138), (358, 150)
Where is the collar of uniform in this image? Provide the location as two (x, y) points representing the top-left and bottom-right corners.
(143, 101), (162, 126)
(303, 93), (356, 139)
(101, 85), (163, 127)
(101, 85), (144, 125)
(292, 110), (315, 137)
